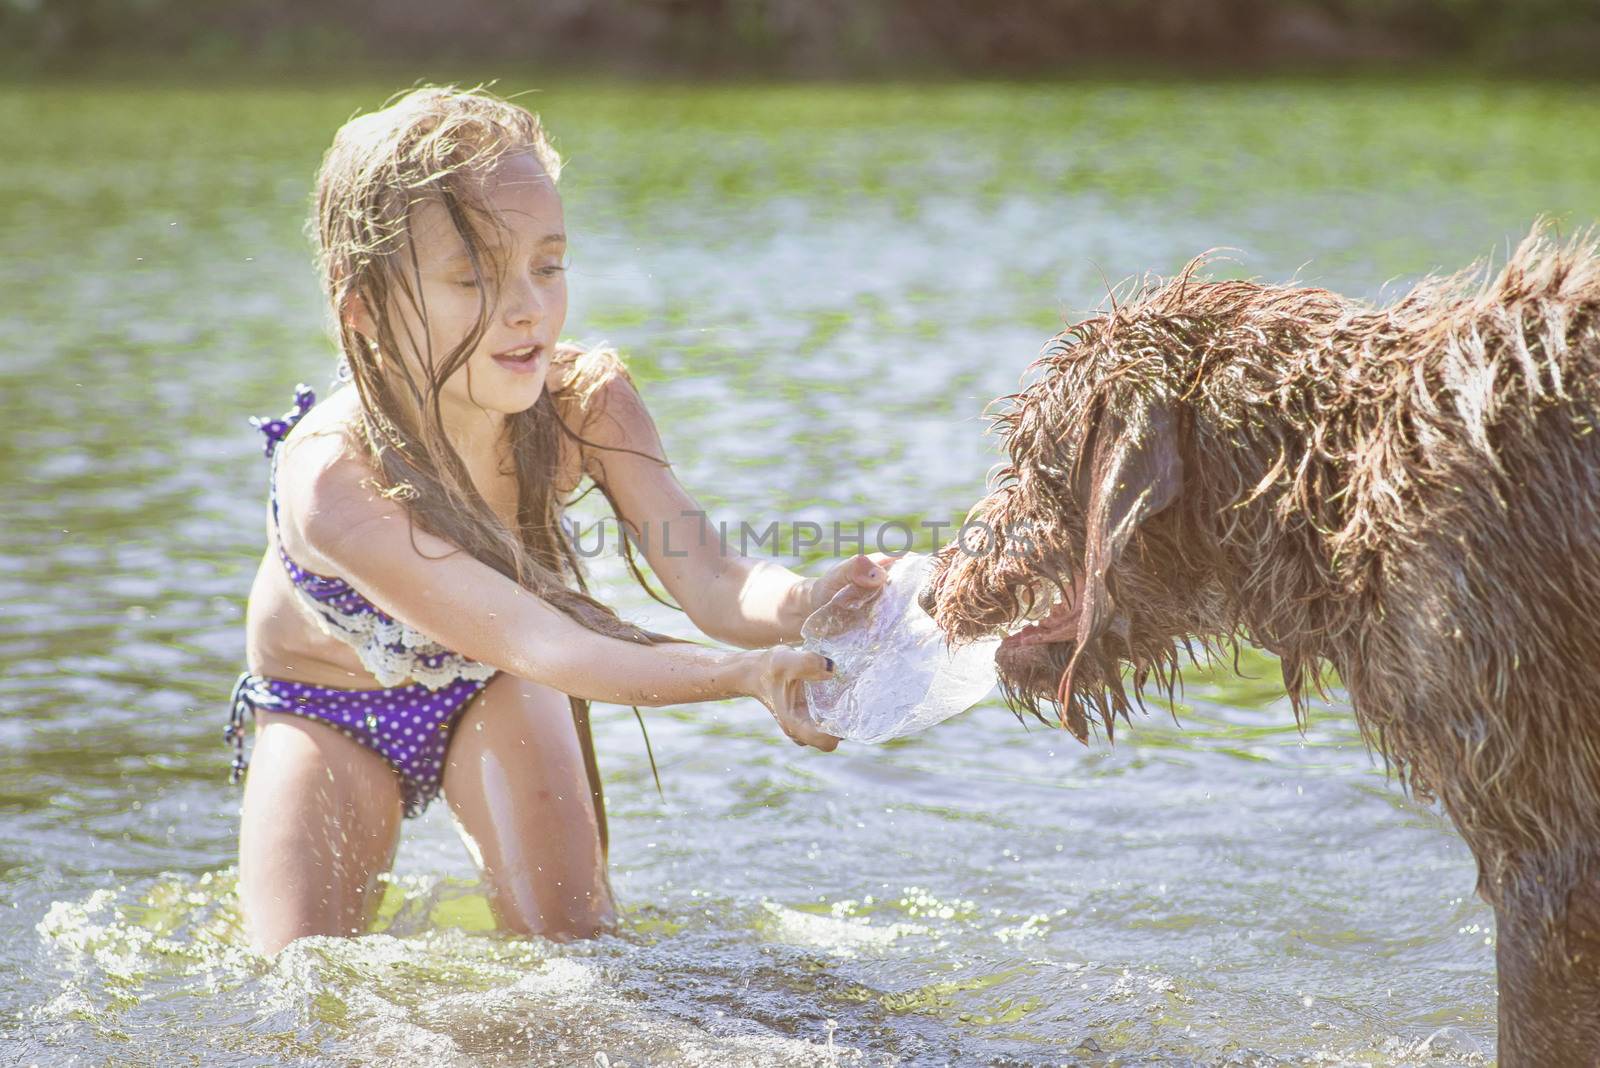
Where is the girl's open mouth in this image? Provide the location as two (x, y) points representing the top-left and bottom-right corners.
(492, 344), (545, 373)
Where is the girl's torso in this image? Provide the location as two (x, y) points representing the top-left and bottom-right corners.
(244, 385), (585, 690)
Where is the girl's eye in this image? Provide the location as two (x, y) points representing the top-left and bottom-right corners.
(454, 278), (480, 288)
(537, 264), (567, 278)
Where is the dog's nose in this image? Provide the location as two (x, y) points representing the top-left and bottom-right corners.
(916, 582), (938, 616)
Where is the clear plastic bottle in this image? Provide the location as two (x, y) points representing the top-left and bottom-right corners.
(800, 553), (1001, 743)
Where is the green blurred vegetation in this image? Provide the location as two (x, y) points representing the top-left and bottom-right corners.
(3, 0), (1598, 78)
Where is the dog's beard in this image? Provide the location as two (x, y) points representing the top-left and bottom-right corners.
(990, 580), (1085, 707)
(995, 638), (1073, 697)
(986, 570), (1180, 732)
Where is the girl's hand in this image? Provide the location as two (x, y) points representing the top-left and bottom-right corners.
(745, 647), (841, 751)
(799, 553), (894, 622)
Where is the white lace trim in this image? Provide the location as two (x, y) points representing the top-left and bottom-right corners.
(290, 585), (497, 690)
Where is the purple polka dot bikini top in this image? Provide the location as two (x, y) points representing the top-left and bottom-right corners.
(252, 386), (496, 691)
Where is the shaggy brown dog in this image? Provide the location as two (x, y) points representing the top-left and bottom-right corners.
(918, 226), (1600, 1064)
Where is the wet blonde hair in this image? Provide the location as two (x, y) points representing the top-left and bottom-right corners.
(311, 84), (675, 648)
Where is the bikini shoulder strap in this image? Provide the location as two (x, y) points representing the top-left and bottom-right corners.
(249, 384), (316, 459)
(250, 384), (315, 528)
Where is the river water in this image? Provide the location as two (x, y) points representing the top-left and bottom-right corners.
(3, 78), (1598, 1066)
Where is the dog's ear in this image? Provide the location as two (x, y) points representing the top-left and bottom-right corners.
(1056, 400), (1183, 724)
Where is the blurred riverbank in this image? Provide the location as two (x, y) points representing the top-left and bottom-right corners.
(5, 0), (1600, 80)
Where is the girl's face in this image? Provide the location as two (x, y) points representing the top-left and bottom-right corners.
(357, 150), (569, 422)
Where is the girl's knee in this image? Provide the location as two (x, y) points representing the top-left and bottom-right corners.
(542, 916), (614, 942)
(502, 914), (611, 943)
(494, 889), (617, 943)
(250, 915), (368, 957)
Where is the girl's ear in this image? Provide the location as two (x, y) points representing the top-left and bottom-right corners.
(341, 291), (377, 342)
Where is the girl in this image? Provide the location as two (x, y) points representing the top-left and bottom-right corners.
(229, 85), (888, 955)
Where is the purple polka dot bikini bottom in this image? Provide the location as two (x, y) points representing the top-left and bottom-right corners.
(226, 672), (491, 818)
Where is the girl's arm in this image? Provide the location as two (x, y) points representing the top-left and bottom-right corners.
(277, 432), (838, 748)
(575, 374), (886, 647)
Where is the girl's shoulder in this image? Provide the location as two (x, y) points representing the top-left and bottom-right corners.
(277, 386), (367, 473)
(547, 342), (666, 488)
(548, 342), (639, 429)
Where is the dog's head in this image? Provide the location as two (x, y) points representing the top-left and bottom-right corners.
(919, 321), (1224, 741)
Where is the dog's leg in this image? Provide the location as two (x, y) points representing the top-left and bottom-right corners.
(1491, 875), (1600, 1065)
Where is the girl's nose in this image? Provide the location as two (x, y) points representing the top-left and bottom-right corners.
(501, 276), (545, 328)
